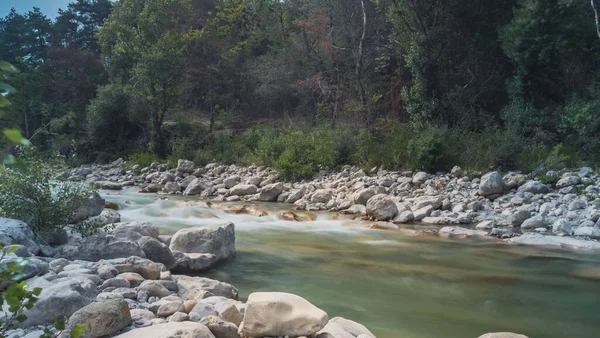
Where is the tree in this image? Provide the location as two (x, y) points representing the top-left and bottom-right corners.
(98, 0), (194, 156)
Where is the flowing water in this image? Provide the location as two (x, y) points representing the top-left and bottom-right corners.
(102, 188), (600, 338)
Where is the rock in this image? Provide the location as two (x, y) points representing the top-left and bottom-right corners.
(165, 182), (181, 194)
(238, 292), (328, 337)
(478, 333), (528, 338)
(518, 181), (549, 194)
(73, 192), (105, 222)
(139, 280), (172, 298)
(393, 210), (414, 223)
(169, 222), (235, 262)
(365, 194), (398, 221)
(311, 189), (334, 204)
(475, 221), (495, 230)
(509, 209), (531, 227)
(113, 322), (214, 338)
(62, 299), (130, 338)
(0, 218), (40, 255)
(258, 183), (284, 201)
(317, 317), (375, 338)
(189, 303), (218, 320)
(114, 256), (161, 280)
(177, 159), (196, 173)
(412, 171), (429, 185)
(520, 216), (546, 230)
(55, 235), (145, 262)
(157, 301), (186, 317)
(0, 256), (48, 282)
(184, 178), (211, 195)
(413, 205), (433, 221)
(573, 226), (600, 239)
(439, 226), (488, 238)
(168, 312), (189, 322)
(352, 187), (377, 206)
(340, 204), (366, 215)
(200, 316), (238, 338)
(180, 175), (197, 189)
(137, 236), (175, 269)
(94, 181), (123, 190)
(479, 172), (504, 197)
(556, 175), (581, 188)
(174, 275), (238, 301)
(84, 209), (121, 227)
(113, 221), (160, 238)
(22, 278), (98, 326)
(100, 278), (130, 290)
(116, 272), (145, 287)
(285, 189), (305, 203)
(450, 166), (464, 177)
(228, 184), (258, 196)
(172, 252), (218, 273)
(552, 219), (574, 235)
(507, 233), (600, 250)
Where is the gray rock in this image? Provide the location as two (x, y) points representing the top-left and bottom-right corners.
(112, 322), (213, 338)
(0, 218), (40, 255)
(200, 315), (238, 338)
(165, 182), (181, 194)
(55, 235), (144, 261)
(62, 299), (130, 338)
(479, 172), (504, 197)
(521, 216), (546, 230)
(573, 226), (600, 239)
(113, 221), (160, 239)
(177, 159), (195, 173)
(311, 189), (334, 204)
(94, 181), (123, 190)
(351, 187), (378, 206)
(172, 252), (218, 273)
(139, 280), (172, 298)
(365, 194), (398, 221)
(556, 175), (581, 188)
(137, 236), (175, 269)
(228, 184), (257, 196)
(100, 278), (130, 290)
(183, 179), (211, 196)
(507, 233), (600, 250)
(174, 275), (238, 301)
(518, 181), (550, 194)
(393, 211), (414, 223)
(317, 317), (376, 338)
(258, 183), (284, 202)
(73, 193), (105, 222)
(169, 222), (235, 262)
(509, 209), (531, 227)
(552, 219), (574, 235)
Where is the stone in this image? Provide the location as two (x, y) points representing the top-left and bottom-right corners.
(509, 209), (531, 227)
(137, 236), (175, 269)
(200, 316), (238, 338)
(479, 172), (504, 196)
(238, 292), (328, 337)
(351, 187), (378, 206)
(521, 216), (546, 230)
(177, 159), (196, 173)
(518, 181), (550, 194)
(365, 194), (398, 221)
(258, 183), (284, 201)
(165, 182), (181, 194)
(413, 205), (433, 221)
(475, 221), (495, 230)
(100, 278), (130, 290)
(157, 302), (186, 317)
(169, 222), (235, 262)
(573, 226), (600, 239)
(412, 172), (429, 185)
(0, 218), (40, 255)
(168, 312), (189, 322)
(172, 252), (218, 273)
(552, 218), (574, 235)
(439, 226), (488, 238)
(0, 256), (48, 282)
(113, 221), (160, 238)
(113, 322), (214, 338)
(184, 179), (211, 195)
(556, 176), (581, 188)
(478, 333), (528, 338)
(507, 233), (600, 250)
(56, 235), (144, 261)
(22, 278), (98, 326)
(139, 280), (172, 298)
(311, 189), (334, 204)
(190, 303), (218, 320)
(451, 166), (464, 177)
(174, 275), (238, 301)
(73, 193), (105, 222)
(317, 317), (375, 338)
(393, 210), (414, 223)
(116, 272), (145, 287)
(62, 299), (131, 338)
(94, 181), (123, 190)
(229, 184), (257, 196)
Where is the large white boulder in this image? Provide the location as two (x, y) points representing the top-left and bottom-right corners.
(177, 159), (196, 173)
(169, 222), (235, 262)
(228, 184), (258, 196)
(62, 299), (131, 338)
(174, 275), (239, 301)
(317, 317), (376, 338)
(238, 292), (328, 337)
(183, 178), (211, 195)
(258, 183), (284, 201)
(479, 172), (504, 196)
(366, 194), (398, 221)
(114, 322), (214, 338)
(0, 218), (40, 255)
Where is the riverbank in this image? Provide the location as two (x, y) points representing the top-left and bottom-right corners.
(65, 158), (600, 251)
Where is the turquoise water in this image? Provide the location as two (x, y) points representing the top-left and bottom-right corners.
(102, 189), (600, 338)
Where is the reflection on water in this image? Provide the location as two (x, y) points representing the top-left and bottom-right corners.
(103, 189), (600, 338)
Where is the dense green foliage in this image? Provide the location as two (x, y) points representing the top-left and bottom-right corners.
(2, 0), (600, 176)
(0, 161), (97, 237)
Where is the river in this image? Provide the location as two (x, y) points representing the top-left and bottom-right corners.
(101, 188), (600, 338)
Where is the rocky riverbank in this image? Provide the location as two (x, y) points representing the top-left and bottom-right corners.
(65, 158), (600, 251)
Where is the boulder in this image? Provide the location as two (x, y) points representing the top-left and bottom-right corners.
(200, 316), (238, 338)
(137, 236), (176, 269)
(184, 179), (211, 196)
(556, 175), (581, 188)
(113, 322), (214, 338)
(62, 299), (131, 338)
(172, 251), (218, 273)
(174, 275), (238, 301)
(165, 182), (181, 194)
(573, 226), (600, 239)
(113, 221), (160, 239)
(365, 194), (398, 221)
(258, 183), (284, 202)
(507, 233), (600, 250)
(177, 159), (196, 173)
(552, 219), (574, 235)
(22, 278), (98, 326)
(351, 187), (378, 206)
(439, 226), (488, 238)
(169, 223), (235, 262)
(238, 292), (328, 337)
(223, 176), (240, 189)
(55, 235), (145, 261)
(228, 184), (258, 196)
(113, 256), (161, 280)
(0, 256), (48, 282)
(0, 218), (40, 255)
(412, 171), (429, 185)
(139, 280), (172, 298)
(94, 181), (123, 190)
(73, 192), (105, 222)
(311, 189), (334, 204)
(479, 172), (504, 197)
(317, 317), (375, 338)
(520, 216), (546, 230)
(518, 181), (550, 194)
(509, 209), (531, 227)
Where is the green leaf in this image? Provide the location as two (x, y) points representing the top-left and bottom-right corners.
(0, 94), (10, 108)
(53, 316), (67, 330)
(0, 82), (16, 95)
(3, 129), (31, 146)
(6, 245), (18, 254)
(70, 324), (87, 338)
(32, 288), (42, 296)
(1, 154), (15, 165)
(12, 157), (29, 173)
(0, 61), (18, 73)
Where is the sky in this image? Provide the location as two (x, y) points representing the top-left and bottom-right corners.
(0, 0), (77, 18)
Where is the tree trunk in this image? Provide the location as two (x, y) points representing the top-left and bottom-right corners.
(356, 0), (368, 107)
(592, 0), (600, 40)
(152, 110), (165, 157)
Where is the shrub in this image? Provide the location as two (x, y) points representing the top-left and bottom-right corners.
(127, 152), (161, 168)
(168, 137), (196, 165)
(0, 161), (97, 237)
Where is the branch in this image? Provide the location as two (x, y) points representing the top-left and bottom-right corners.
(592, 0), (600, 40)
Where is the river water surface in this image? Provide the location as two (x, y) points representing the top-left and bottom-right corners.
(101, 188), (600, 338)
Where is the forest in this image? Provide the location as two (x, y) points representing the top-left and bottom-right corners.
(2, 0), (600, 179)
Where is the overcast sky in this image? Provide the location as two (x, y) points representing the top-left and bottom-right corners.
(1, 0), (81, 18)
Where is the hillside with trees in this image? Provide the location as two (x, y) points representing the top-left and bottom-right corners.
(2, 0), (600, 178)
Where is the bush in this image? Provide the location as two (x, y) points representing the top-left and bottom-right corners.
(127, 152), (161, 168)
(168, 137), (196, 165)
(0, 161), (97, 237)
